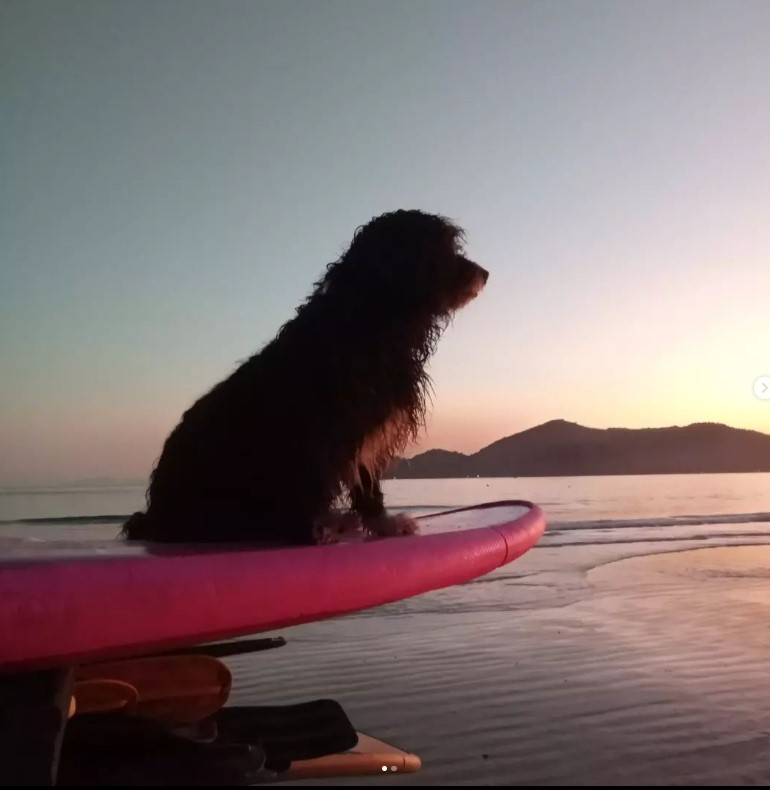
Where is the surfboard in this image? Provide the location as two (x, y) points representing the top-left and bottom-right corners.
(0, 501), (544, 673)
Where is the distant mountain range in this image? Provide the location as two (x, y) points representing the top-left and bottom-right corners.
(385, 420), (770, 478)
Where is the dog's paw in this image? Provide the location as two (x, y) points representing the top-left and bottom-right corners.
(313, 511), (365, 544)
(364, 513), (420, 540)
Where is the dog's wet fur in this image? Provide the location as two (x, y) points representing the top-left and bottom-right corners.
(123, 210), (488, 545)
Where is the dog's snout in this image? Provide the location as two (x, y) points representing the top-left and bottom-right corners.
(469, 260), (489, 284)
(460, 256), (488, 282)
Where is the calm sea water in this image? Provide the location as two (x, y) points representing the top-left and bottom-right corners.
(1, 473), (769, 547)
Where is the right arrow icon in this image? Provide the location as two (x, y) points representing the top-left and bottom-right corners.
(754, 376), (770, 400)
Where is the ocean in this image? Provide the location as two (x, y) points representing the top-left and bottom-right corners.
(3, 472), (770, 548)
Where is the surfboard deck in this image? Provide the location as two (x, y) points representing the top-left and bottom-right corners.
(0, 500), (545, 673)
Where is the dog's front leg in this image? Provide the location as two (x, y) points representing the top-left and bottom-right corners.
(350, 465), (386, 520)
(312, 510), (364, 544)
(351, 467), (419, 540)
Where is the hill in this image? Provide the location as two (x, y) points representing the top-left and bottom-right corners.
(386, 420), (770, 478)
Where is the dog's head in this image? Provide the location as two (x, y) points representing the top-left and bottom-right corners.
(321, 210), (488, 322)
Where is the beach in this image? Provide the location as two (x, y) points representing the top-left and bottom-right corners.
(3, 474), (770, 785)
(219, 542), (770, 786)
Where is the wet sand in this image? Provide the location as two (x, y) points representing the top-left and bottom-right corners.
(223, 542), (770, 786)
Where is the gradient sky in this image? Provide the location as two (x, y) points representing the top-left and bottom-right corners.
(2, 0), (769, 484)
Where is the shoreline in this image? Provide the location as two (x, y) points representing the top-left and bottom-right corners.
(223, 541), (770, 785)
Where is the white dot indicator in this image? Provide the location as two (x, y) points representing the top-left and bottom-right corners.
(381, 766), (387, 772)
(391, 766), (398, 772)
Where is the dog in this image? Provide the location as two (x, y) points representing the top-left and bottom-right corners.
(123, 209), (488, 545)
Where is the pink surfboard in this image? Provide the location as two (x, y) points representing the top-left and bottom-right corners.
(0, 501), (545, 673)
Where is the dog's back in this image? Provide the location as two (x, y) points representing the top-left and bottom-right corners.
(125, 326), (361, 544)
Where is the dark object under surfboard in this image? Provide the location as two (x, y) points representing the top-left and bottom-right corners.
(0, 662), (421, 786)
(147, 636), (287, 660)
(57, 699), (358, 785)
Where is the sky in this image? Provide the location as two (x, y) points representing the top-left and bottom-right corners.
(2, 0), (769, 484)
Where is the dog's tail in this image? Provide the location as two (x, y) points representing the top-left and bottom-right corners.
(122, 511), (150, 541)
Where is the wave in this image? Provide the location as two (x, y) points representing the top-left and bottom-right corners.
(3, 510), (770, 530)
(0, 515), (128, 526)
(549, 512), (770, 531)
(0, 486), (143, 496)
(543, 531), (770, 547)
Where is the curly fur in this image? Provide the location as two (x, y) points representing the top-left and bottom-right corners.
(123, 209), (488, 545)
